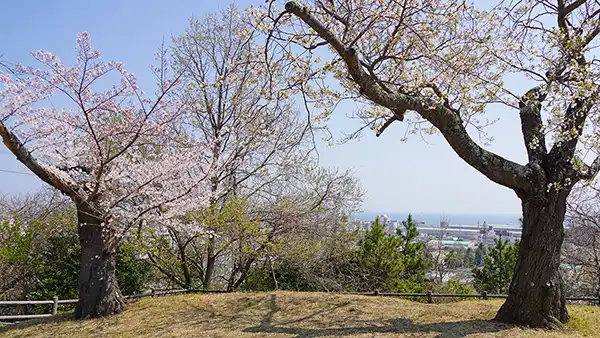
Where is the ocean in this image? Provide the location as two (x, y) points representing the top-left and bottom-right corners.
(353, 212), (522, 226)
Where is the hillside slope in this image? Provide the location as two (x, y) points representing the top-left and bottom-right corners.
(1, 292), (598, 337)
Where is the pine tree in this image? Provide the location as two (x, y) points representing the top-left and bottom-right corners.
(472, 236), (520, 294)
(464, 247), (475, 267)
(355, 217), (402, 290)
(354, 215), (427, 291)
(397, 214), (428, 282)
(474, 243), (487, 267)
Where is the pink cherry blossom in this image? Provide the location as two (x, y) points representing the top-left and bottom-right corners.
(0, 32), (216, 243)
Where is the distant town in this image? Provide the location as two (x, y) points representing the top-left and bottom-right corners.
(353, 214), (521, 249)
(352, 214), (523, 284)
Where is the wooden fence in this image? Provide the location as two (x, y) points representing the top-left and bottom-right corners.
(0, 296), (76, 321)
(1, 289), (598, 323)
(0, 289), (228, 323)
(335, 290), (600, 304)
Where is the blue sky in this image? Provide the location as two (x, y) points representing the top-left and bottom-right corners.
(0, 0), (527, 215)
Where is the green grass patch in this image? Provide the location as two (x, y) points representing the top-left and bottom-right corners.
(0, 292), (597, 337)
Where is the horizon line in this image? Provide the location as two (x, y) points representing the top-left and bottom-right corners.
(357, 211), (522, 215)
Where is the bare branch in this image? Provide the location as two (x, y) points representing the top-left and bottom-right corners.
(519, 86), (548, 163)
(579, 155), (600, 180)
(376, 115), (401, 137)
(0, 122), (81, 200)
(285, 1), (532, 192)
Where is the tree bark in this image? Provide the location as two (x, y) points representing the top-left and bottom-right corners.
(203, 236), (216, 289)
(228, 257), (256, 291)
(179, 245), (192, 289)
(496, 190), (570, 329)
(170, 227), (193, 289)
(74, 207), (124, 319)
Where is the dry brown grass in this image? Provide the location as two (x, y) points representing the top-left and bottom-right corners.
(1, 291), (599, 337)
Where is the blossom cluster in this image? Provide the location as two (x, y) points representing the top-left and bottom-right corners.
(0, 32), (216, 238)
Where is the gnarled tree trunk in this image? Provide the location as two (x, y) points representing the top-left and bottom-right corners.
(276, 0), (600, 330)
(74, 207), (124, 319)
(496, 189), (570, 329)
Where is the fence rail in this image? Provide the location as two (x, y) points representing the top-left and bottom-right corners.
(1, 289), (598, 323)
(336, 290), (600, 303)
(0, 289), (229, 322)
(0, 300), (54, 305)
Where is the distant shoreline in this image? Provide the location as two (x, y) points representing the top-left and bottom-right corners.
(353, 211), (522, 226)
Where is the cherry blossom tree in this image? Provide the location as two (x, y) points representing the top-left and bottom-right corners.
(0, 33), (214, 318)
(260, 0), (600, 328)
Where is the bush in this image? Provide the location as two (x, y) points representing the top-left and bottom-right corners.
(438, 279), (476, 294)
(29, 230), (80, 310)
(242, 261), (319, 292)
(116, 241), (151, 296)
(392, 278), (428, 303)
(241, 215), (430, 294)
(430, 280), (478, 303)
(0, 211), (151, 315)
(0, 218), (42, 300)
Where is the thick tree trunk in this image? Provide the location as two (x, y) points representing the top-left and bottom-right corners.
(495, 191), (569, 329)
(74, 208), (124, 319)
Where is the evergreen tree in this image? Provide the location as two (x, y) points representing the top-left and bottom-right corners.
(474, 243), (487, 267)
(472, 236), (519, 294)
(354, 215), (427, 291)
(444, 250), (465, 270)
(397, 214), (428, 281)
(355, 217), (402, 290)
(464, 248), (475, 267)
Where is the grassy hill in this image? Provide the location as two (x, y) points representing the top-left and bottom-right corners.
(1, 291), (599, 337)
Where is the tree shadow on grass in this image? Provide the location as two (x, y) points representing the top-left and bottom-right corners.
(0, 294), (517, 337)
(259, 294), (352, 327)
(244, 294), (513, 338)
(245, 318), (511, 338)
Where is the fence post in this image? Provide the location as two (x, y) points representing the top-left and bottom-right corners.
(481, 291), (488, 300)
(427, 290), (433, 304)
(52, 296), (58, 315)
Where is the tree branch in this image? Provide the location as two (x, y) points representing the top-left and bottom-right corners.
(0, 122), (81, 199)
(561, 0), (586, 17)
(285, 1), (532, 192)
(376, 115), (400, 137)
(548, 98), (589, 164)
(579, 155), (600, 180)
(556, 0), (586, 37)
(519, 86), (548, 163)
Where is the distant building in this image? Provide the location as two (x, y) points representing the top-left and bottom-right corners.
(380, 214), (389, 225)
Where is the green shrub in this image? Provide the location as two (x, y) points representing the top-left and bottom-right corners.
(393, 279), (428, 293)
(242, 261), (319, 292)
(116, 241), (151, 296)
(439, 279), (476, 294)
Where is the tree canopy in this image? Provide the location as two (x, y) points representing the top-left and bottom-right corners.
(256, 0), (600, 328)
